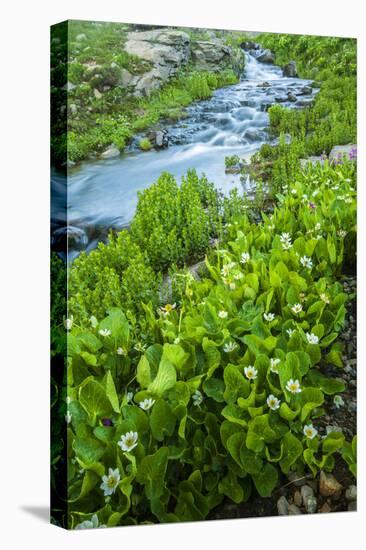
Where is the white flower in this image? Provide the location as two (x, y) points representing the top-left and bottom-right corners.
(263, 312), (275, 322)
(99, 328), (111, 337)
(291, 189), (297, 195)
(286, 328), (295, 338)
(218, 310), (228, 319)
(300, 256), (313, 269)
(134, 342), (147, 352)
(221, 265), (230, 277)
(100, 468), (121, 497)
(320, 293), (330, 304)
(65, 410), (72, 424)
(116, 347), (127, 356)
(306, 332), (319, 345)
(174, 337), (181, 344)
(268, 224), (275, 231)
(139, 398), (155, 411)
(267, 394), (281, 410)
(337, 229), (347, 238)
(65, 396), (71, 405)
(160, 303), (176, 316)
(89, 315), (98, 328)
(270, 358), (281, 373)
(223, 341), (238, 353)
(118, 431), (138, 452)
(126, 391), (133, 403)
(244, 365), (258, 381)
(303, 424), (318, 439)
(333, 395), (345, 409)
(291, 303), (303, 314)
(240, 252), (250, 264)
(313, 190), (320, 198)
(75, 514), (105, 530)
(286, 379), (302, 394)
(192, 390), (203, 407)
(64, 316), (74, 331)
(280, 232), (292, 250)
(299, 292), (307, 303)
(345, 197), (353, 204)
(229, 282), (236, 290)
(234, 272), (244, 280)
(315, 222), (321, 231)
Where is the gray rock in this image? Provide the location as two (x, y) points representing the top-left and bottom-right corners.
(147, 129), (168, 149)
(257, 49), (275, 64)
(52, 226), (88, 251)
(288, 504), (302, 515)
(100, 145), (120, 159)
(300, 85), (312, 95)
(243, 128), (261, 142)
(93, 88), (102, 99)
(69, 103), (77, 115)
(329, 144), (357, 163)
(283, 61), (298, 77)
(304, 495), (318, 514)
(287, 91), (297, 102)
(76, 33), (87, 41)
(257, 81), (270, 87)
(293, 490), (302, 507)
(301, 485), (314, 502)
(277, 496), (289, 515)
(120, 68), (133, 87)
(65, 81), (76, 91)
(192, 40), (244, 75)
(300, 156), (325, 168)
(345, 485), (357, 502)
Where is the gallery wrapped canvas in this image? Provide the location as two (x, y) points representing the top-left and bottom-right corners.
(51, 20), (357, 529)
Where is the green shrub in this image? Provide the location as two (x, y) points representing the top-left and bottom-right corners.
(139, 138), (152, 151)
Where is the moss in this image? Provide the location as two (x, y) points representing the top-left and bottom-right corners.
(139, 138), (152, 151)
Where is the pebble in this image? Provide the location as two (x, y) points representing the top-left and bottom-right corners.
(319, 502), (332, 513)
(319, 471), (343, 499)
(301, 485), (314, 501)
(277, 496), (289, 516)
(305, 496), (318, 514)
(288, 504), (302, 515)
(345, 485), (357, 502)
(293, 490), (302, 507)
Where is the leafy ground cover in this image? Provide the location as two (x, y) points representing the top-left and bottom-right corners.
(61, 157), (356, 528)
(250, 34), (356, 191)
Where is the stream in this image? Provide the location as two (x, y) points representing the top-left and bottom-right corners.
(52, 49), (317, 260)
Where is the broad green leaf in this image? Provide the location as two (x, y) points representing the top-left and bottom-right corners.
(223, 365), (250, 404)
(246, 414), (276, 453)
(104, 371), (119, 413)
(203, 377), (225, 402)
(218, 471), (244, 503)
(137, 447), (169, 500)
(73, 436), (105, 465)
(148, 357), (177, 397)
(137, 355), (151, 389)
(79, 378), (112, 423)
(150, 399), (176, 441)
(279, 432), (303, 473)
(252, 463), (278, 497)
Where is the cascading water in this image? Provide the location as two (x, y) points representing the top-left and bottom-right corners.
(52, 49), (318, 259)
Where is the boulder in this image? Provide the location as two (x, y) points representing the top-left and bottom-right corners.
(287, 91), (297, 102)
(257, 49), (275, 64)
(300, 85), (312, 95)
(257, 81), (270, 88)
(191, 40), (244, 74)
(329, 144), (357, 163)
(300, 156), (325, 168)
(283, 61), (298, 77)
(125, 28), (190, 73)
(100, 145), (120, 159)
(120, 68), (133, 87)
(147, 129), (169, 149)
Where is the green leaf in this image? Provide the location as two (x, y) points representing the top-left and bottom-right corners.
(252, 463), (278, 497)
(223, 365), (250, 404)
(322, 432), (345, 454)
(147, 357), (177, 397)
(306, 370), (345, 395)
(279, 432), (303, 473)
(80, 351), (98, 366)
(137, 447), (169, 500)
(79, 378), (112, 423)
(137, 355), (151, 389)
(221, 404), (248, 427)
(300, 387), (324, 422)
(150, 399), (176, 441)
(218, 471), (244, 503)
(73, 437), (105, 465)
(99, 308), (130, 347)
(203, 377), (225, 402)
(227, 432), (246, 468)
(77, 332), (103, 353)
(279, 402), (300, 421)
(104, 371), (119, 413)
(162, 343), (189, 371)
(246, 414), (276, 453)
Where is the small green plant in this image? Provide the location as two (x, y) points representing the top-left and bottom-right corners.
(341, 436), (357, 478)
(139, 138), (152, 151)
(225, 155), (241, 169)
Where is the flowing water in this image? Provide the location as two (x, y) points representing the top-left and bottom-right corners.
(52, 50), (317, 259)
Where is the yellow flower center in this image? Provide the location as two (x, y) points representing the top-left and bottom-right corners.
(108, 477), (117, 487)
